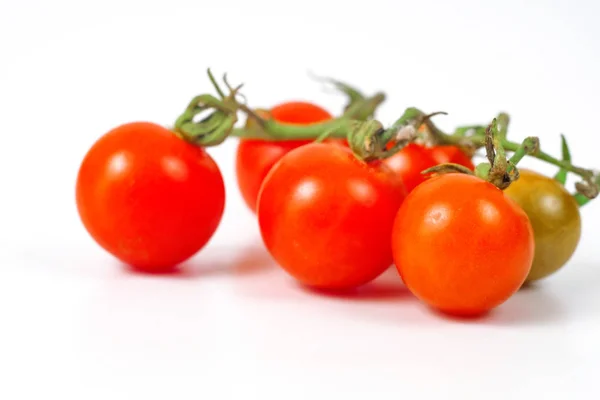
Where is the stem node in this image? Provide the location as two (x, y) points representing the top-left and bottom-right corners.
(172, 72), (599, 202)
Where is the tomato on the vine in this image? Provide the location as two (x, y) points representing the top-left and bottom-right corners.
(383, 143), (438, 193)
(236, 101), (342, 212)
(504, 169), (581, 282)
(391, 173), (534, 315)
(429, 145), (475, 170)
(257, 142), (406, 289)
(416, 122), (475, 169)
(76, 122), (225, 272)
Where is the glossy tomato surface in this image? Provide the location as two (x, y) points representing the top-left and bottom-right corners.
(392, 173), (534, 315)
(383, 143), (438, 193)
(257, 142), (406, 289)
(429, 145), (475, 170)
(235, 101), (337, 212)
(504, 169), (581, 282)
(76, 122), (225, 271)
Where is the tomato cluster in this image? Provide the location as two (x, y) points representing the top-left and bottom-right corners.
(76, 90), (593, 318)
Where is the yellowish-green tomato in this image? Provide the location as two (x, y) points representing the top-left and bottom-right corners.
(504, 169), (581, 282)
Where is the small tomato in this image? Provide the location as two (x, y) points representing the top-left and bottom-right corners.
(504, 169), (582, 282)
(76, 122), (225, 272)
(392, 173), (534, 316)
(258, 142), (406, 289)
(429, 145), (475, 170)
(383, 143), (438, 193)
(235, 101), (342, 212)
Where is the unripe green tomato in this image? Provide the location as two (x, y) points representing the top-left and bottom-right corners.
(504, 169), (581, 282)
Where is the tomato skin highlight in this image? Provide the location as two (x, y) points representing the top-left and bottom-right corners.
(391, 173), (534, 316)
(383, 143), (438, 193)
(504, 169), (581, 282)
(429, 145), (475, 170)
(266, 101), (334, 124)
(257, 143), (407, 290)
(76, 122), (225, 271)
(236, 138), (316, 213)
(235, 101), (338, 212)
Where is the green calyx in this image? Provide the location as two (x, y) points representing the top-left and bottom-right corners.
(553, 134), (571, 185)
(473, 119), (538, 190)
(548, 134), (598, 207)
(172, 71), (599, 204)
(173, 71), (242, 146)
(173, 69), (391, 158)
(173, 94), (238, 146)
(427, 118), (538, 190)
(574, 173), (600, 206)
(423, 112), (598, 200)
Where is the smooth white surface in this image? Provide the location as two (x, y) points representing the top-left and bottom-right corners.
(1, 0), (600, 398)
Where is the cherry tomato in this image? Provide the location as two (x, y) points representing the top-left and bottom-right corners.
(429, 145), (475, 170)
(235, 101), (339, 212)
(257, 142), (406, 289)
(391, 173), (534, 316)
(504, 169), (581, 283)
(76, 122), (225, 272)
(383, 143), (438, 193)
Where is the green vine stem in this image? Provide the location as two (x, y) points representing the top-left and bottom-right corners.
(237, 105), (424, 162)
(551, 134), (600, 206)
(425, 119), (538, 190)
(453, 125), (487, 138)
(553, 134), (571, 185)
(173, 70), (599, 200)
(173, 69), (394, 160)
(307, 72), (375, 118)
(234, 91), (386, 140)
(406, 109), (598, 200)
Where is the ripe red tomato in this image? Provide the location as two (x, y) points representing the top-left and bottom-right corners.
(257, 142), (406, 289)
(383, 143), (438, 193)
(391, 173), (534, 316)
(235, 101), (339, 212)
(429, 145), (475, 170)
(76, 122), (225, 272)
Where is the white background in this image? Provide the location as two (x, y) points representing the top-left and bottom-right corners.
(1, 0), (599, 398)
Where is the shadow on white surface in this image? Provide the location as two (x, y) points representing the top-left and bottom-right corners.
(297, 267), (414, 302)
(119, 244), (276, 279)
(4, 240), (591, 330)
(431, 284), (566, 326)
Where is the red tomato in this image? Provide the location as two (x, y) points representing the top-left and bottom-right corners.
(76, 122), (225, 272)
(429, 145), (475, 170)
(391, 173), (534, 316)
(383, 143), (438, 193)
(267, 101), (334, 124)
(257, 142), (406, 289)
(235, 101), (339, 212)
